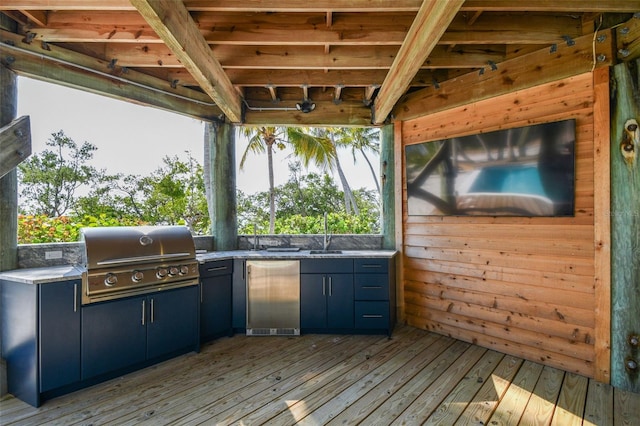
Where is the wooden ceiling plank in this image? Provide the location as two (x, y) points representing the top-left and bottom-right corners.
(373, 0), (464, 124)
(243, 100), (372, 126)
(394, 28), (615, 121)
(105, 44), (503, 69)
(3, 0), (638, 13)
(130, 0), (242, 123)
(31, 11), (581, 46)
(460, 0), (640, 13)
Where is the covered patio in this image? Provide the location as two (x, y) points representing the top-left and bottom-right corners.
(2, 1), (640, 423)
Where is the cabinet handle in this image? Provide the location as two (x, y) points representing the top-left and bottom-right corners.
(200, 283), (203, 303)
(73, 283), (78, 312)
(362, 286), (382, 289)
(206, 266), (228, 272)
(322, 276), (326, 296)
(329, 276), (333, 296)
(361, 264), (382, 268)
(151, 298), (155, 323)
(363, 314), (383, 318)
(141, 300), (145, 325)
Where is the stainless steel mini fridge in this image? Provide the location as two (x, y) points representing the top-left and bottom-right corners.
(246, 260), (300, 336)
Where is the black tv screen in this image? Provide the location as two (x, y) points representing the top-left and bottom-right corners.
(405, 119), (576, 217)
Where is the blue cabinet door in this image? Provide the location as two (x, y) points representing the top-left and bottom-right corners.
(301, 273), (353, 330)
(39, 280), (81, 392)
(300, 274), (327, 329)
(81, 296), (147, 380)
(326, 274), (354, 329)
(201, 275), (232, 341)
(147, 286), (199, 359)
(232, 259), (246, 330)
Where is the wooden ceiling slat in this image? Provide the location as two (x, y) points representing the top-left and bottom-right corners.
(3, 0), (639, 12)
(103, 44), (504, 70)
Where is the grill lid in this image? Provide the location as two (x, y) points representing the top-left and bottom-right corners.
(80, 225), (196, 270)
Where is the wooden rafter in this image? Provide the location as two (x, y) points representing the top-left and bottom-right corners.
(373, 0), (464, 124)
(130, 0), (242, 123)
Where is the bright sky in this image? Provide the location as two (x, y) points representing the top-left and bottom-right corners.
(16, 77), (379, 194)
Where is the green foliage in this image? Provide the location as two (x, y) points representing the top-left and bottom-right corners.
(237, 161), (380, 235)
(17, 129), (380, 243)
(18, 130), (104, 216)
(18, 214), (144, 244)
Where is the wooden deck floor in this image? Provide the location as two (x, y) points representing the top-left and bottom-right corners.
(1, 325), (639, 425)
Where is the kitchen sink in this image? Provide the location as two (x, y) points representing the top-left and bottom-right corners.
(309, 250), (342, 254)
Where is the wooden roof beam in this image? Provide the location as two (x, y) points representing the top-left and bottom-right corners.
(394, 27), (615, 123)
(372, 0), (464, 124)
(130, 0), (242, 123)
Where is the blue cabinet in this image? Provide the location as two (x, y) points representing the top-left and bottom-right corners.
(81, 285), (199, 381)
(353, 257), (396, 336)
(40, 281), (81, 392)
(1, 279), (80, 407)
(300, 259), (354, 332)
(199, 260), (233, 342)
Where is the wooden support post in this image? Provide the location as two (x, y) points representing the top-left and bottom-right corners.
(0, 64), (18, 272)
(204, 121), (237, 251)
(381, 123), (395, 250)
(610, 61), (640, 393)
(0, 62), (18, 399)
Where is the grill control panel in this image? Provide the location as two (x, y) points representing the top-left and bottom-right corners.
(84, 260), (199, 304)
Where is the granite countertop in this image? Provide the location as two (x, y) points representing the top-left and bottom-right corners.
(197, 249), (397, 262)
(0, 264), (85, 284)
(0, 250), (397, 284)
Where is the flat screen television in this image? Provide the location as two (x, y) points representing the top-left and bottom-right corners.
(405, 119), (576, 217)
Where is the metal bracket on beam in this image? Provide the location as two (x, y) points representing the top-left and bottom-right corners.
(107, 58), (118, 69)
(432, 78), (440, 89)
(562, 35), (575, 47)
(22, 32), (36, 44)
(488, 60), (497, 71)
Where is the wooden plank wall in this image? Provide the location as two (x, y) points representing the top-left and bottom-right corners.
(400, 71), (609, 380)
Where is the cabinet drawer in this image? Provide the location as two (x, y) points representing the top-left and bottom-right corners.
(300, 258), (353, 274)
(354, 274), (388, 300)
(199, 259), (233, 278)
(354, 258), (388, 274)
(355, 301), (389, 329)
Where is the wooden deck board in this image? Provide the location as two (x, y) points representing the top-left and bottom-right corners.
(1, 324), (639, 426)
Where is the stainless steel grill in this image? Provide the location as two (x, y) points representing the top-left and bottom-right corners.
(80, 226), (199, 304)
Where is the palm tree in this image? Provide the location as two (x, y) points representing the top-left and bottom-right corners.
(339, 127), (381, 195)
(308, 128), (360, 215)
(238, 126), (335, 233)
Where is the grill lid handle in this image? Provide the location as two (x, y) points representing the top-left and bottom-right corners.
(96, 252), (193, 266)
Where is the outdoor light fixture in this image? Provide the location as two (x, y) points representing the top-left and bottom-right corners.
(296, 100), (316, 113)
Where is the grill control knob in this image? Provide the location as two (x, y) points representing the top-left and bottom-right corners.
(179, 265), (190, 275)
(156, 267), (168, 279)
(104, 273), (118, 287)
(132, 270), (144, 282)
(168, 266), (180, 277)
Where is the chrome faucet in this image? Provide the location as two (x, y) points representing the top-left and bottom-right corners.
(323, 212), (332, 251)
(253, 223), (259, 250)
